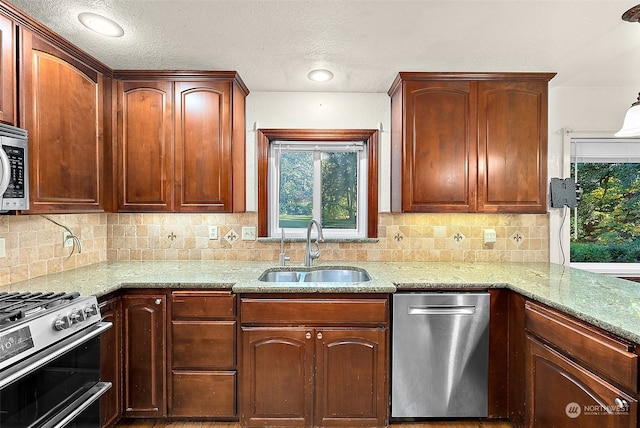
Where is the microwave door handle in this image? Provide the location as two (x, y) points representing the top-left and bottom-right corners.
(0, 147), (10, 195)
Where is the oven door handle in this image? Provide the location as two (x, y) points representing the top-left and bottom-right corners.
(0, 321), (112, 390)
(39, 381), (112, 428)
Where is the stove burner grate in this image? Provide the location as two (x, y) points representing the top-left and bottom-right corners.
(0, 291), (80, 326)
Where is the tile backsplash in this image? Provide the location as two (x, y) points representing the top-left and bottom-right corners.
(0, 211), (549, 286)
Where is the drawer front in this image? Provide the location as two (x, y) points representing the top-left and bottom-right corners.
(171, 371), (236, 418)
(525, 301), (637, 392)
(172, 290), (235, 319)
(240, 296), (388, 325)
(172, 321), (236, 368)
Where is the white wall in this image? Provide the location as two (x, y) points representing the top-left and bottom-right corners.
(245, 92), (391, 212)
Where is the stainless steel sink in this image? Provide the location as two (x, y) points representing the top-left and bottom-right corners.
(303, 269), (371, 283)
(258, 270), (301, 282)
(258, 267), (371, 283)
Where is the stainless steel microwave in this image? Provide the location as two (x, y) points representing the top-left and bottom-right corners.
(0, 123), (28, 212)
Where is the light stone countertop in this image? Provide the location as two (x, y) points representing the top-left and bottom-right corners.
(1, 260), (639, 344)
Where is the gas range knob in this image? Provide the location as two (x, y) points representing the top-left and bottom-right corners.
(54, 315), (71, 331)
(69, 309), (85, 324)
(83, 304), (99, 318)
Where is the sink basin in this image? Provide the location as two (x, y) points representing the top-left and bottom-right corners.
(303, 269), (371, 283)
(258, 267), (371, 283)
(258, 270), (301, 282)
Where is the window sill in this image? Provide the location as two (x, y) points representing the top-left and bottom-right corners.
(257, 237), (379, 244)
(571, 262), (640, 277)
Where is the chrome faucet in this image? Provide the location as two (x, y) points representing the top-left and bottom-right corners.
(304, 219), (324, 266)
(279, 229), (290, 266)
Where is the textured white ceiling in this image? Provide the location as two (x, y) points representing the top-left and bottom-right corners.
(7, 0), (640, 93)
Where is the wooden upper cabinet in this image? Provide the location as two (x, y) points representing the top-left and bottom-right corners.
(0, 14), (15, 125)
(117, 81), (173, 211)
(114, 72), (248, 212)
(389, 72), (554, 214)
(477, 80), (549, 213)
(399, 80), (476, 212)
(20, 30), (104, 212)
(174, 81), (231, 211)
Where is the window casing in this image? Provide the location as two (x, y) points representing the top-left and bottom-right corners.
(257, 129), (379, 238)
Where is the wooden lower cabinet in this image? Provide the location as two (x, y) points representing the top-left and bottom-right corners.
(524, 301), (638, 428)
(527, 336), (637, 427)
(122, 293), (167, 418)
(240, 294), (389, 428)
(169, 290), (237, 419)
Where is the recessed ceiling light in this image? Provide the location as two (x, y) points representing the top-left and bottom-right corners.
(307, 69), (334, 82)
(78, 12), (124, 37)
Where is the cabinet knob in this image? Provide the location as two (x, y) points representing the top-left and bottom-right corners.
(155, 298), (162, 305)
(615, 397), (628, 409)
(317, 332), (323, 340)
(305, 332), (312, 339)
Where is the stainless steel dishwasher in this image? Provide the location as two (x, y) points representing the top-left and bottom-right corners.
(391, 292), (490, 418)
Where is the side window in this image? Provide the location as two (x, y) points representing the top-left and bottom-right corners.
(570, 138), (640, 264)
(257, 129), (379, 238)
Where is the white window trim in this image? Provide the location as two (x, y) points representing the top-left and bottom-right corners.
(268, 140), (368, 239)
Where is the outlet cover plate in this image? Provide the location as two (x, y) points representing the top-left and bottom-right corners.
(63, 231), (73, 248)
(208, 225), (218, 240)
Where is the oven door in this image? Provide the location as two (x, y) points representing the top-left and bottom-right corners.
(0, 322), (111, 428)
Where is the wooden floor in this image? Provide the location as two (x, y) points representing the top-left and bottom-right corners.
(115, 420), (514, 428)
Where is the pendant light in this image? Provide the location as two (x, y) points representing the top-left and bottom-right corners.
(616, 4), (640, 137)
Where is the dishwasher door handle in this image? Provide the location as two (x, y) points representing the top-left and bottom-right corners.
(408, 305), (476, 315)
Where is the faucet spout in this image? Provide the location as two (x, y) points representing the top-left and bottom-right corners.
(304, 219), (324, 266)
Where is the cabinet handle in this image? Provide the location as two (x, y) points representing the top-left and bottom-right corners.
(317, 332), (323, 340)
(615, 398), (629, 409)
(305, 332), (312, 339)
(154, 298), (162, 305)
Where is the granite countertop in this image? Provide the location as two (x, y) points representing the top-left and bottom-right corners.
(2, 260), (639, 344)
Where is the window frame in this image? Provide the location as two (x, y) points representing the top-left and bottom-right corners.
(257, 129), (379, 238)
(569, 137), (640, 274)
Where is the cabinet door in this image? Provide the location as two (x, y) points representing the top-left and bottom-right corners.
(99, 296), (122, 428)
(122, 294), (166, 418)
(20, 31), (103, 212)
(477, 80), (548, 213)
(0, 14), (15, 125)
(241, 327), (313, 427)
(174, 81), (232, 212)
(117, 81), (173, 211)
(314, 328), (388, 427)
(527, 336), (637, 428)
(396, 80), (477, 212)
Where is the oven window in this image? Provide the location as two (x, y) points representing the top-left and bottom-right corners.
(0, 336), (101, 427)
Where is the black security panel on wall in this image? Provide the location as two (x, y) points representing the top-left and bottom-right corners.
(550, 177), (578, 208)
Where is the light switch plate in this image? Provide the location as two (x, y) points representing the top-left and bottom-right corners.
(242, 226), (256, 241)
(208, 225), (218, 240)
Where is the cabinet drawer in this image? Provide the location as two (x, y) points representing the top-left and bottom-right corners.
(525, 301), (637, 392)
(171, 371), (236, 418)
(172, 321), (236, 368)
(172, 290), (235, 319)
(240, 296), (388, 325)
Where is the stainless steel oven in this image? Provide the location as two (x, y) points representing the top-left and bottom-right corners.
(0, 292), (112, 428)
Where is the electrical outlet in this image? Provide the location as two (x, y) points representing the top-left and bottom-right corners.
(242, 226), (256, 241)
(0, 238), (5, 258)
(63, 231), (73, 248)
(483, 229), (497, 244)
(208, 225), (218, 240)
